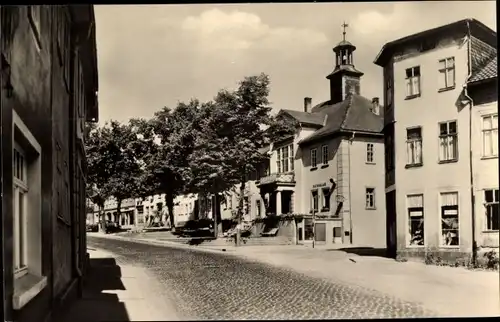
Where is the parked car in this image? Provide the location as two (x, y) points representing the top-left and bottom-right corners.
(104, 221), (121, 234)
(86, 223), (98, 232)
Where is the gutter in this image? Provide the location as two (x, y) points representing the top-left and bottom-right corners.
(347, 132), (355, 244)
(463, 21), (478, 266)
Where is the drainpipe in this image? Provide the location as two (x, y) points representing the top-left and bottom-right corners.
(348, 132), (355, 244)
(463, 20), (478, 266)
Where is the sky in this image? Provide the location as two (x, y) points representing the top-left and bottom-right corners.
(95, 1), (496, 124)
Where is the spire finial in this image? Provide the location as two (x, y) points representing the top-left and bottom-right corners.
(342, 21), (349, 41)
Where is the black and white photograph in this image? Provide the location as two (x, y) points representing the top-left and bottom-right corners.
(0, 2), (498, 321)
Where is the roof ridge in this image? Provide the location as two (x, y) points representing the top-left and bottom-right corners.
(339, 95), (354, 129)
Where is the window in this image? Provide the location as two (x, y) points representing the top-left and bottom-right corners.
(484, 189), (499, 231)
(407, 194), (424, 246)
(385, 131), (395, 171)
(482, 114), (498, 157)
(438, 57), (455, 90)
(439, 121), (458, 161)
(321, 145), (328, 165)
(311, 190), (319, 212)
(365, 188), (376, 209)
(13, 144), (28, 278)
(304, 218), (314, 241)
(256, 200), (262, 218)
(406, 127), (422, 166)
(311, 148), (317, 168)
(157, 203), (163, 212)
(405, 66), (421, 97)
(440, 192), (459, 246)
(276, 144), (293, 173)
(366, 143), (374, 163)
(12, 111), (45, 310)
(322, 188), (331, 211)
(244, 196), (249, 215)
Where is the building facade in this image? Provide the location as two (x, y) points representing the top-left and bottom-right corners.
(1, 5), (98, 322)
(375, 18), (497, 262)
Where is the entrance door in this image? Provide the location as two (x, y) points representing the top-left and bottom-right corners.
(315, 223), (326, 243)
(332, 226), (342, 244)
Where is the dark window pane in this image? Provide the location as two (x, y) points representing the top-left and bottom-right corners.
(406, 68), (412, 78)
(407, 127), (421, 139)
(485, 190), (494, 202)
(495, 190), (500, 202)
(449, 121), (457, 134)
(440, 123), (448, 135)
(414, 66), (420, 76)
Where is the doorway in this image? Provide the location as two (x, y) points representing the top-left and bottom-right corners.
(315, 223), (326, 243)
(332, 226), (342, 244)
(386, 190), (397, 258)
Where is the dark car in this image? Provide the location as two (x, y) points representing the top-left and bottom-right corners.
(86, 223), (99, 232)
(104, 221), (121, 234)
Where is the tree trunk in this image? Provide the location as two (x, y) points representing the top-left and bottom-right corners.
(166, 192), (175, 230)
(213, 194), (222, 238)
(236, 171), (245, 247)
(116, 199), (122, 226)
(98, 204), (105, 232)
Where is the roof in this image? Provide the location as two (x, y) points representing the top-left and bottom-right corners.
(280, 109), (326, 127)
(470, 56), (497, 83)
(374, 18), (496, 66)
(334, 40), (355, 49)
(327, 65), (364, 79)
(299, 94), (384, 146)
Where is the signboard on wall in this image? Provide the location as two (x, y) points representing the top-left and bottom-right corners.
(313, 183), (327, 189)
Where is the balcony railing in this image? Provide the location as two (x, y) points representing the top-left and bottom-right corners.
(256, 172), (295, 187)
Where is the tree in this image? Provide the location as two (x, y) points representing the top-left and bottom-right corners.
(211, 73), (274, 246)
(137, 100), (202, 229)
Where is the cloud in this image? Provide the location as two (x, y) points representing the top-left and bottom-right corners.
(181, 9), (328, 53)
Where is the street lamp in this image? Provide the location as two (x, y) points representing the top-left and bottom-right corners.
(312, 178), (337, 249)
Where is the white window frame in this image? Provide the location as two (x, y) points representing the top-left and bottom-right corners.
(321, 145), (328, 165)
(12, 111), (46, 310)
(439, 120), (458, 162)
(289, 145), (294, 171)
(311, 148), (317, 168)
(406, 194), (425, 247)
(484, 189), (499, 231)
(365, 187), (376, 210)
(366, 143), (374, 163)
(406, 127), (423, 166)
(311, 190), (319, 213)
(438, 57), (455, 90)
(482, 114), (498, 158)
(439, 191), (460, 247)
(405, 66), (421, 97)
(13, 143), (29, 279)
(276, 144), (293, 174)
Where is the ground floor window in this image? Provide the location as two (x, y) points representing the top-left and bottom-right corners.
(311, 190), (318, 213)
(440, 192), (459, 246)
(304, 218), (314, 240)
(484, 189), (499, 231)
(13, 149), (28, 277)
(407, 194), (424, 246)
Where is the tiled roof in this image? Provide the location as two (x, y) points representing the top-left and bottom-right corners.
(469, 36), (497, 83)
(280, 109), (326, 127)
(299, 94), (384, 146)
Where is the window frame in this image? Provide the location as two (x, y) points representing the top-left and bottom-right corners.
(439, 191), (460, 247)
(484, 189), (499, 231)
(276, 144), (293, 173)
(13, 143), (29, 280)
(438, 120), (458, 162)
(406, 126), (423, 167)
(365, 187), (376, 210)
(321, 187), (331, 212)
(321, 145), (328, 165)
(311, 190), (319, 213)
(482, 114), (498, 158)
(311, 148), (318, 168)
(405, 66), (421, 98)
(406, 194), (425, 247)
(438, 57), (456, 90)
(366, 143), (374, 163)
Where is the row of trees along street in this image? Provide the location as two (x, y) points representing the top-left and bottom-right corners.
(85, 73), (298, 245)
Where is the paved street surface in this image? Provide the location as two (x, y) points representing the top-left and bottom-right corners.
(87, 235), (437, 320)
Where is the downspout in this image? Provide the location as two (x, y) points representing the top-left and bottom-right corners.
(348, 132), (355, 244)
(463, 21), (478, 266)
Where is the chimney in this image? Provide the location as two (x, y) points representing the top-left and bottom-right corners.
(371, 97), (380, 115)
(304, 97), (312, 113)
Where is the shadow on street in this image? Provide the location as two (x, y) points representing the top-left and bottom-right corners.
(53, 256), (130, 322)
(329, 247), (390, 258)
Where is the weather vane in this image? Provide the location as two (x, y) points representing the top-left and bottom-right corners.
(342, 22), (349, 41)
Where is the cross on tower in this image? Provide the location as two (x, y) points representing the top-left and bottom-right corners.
(342, 22), (349, 41)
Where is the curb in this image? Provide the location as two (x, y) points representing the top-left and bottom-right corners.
(88, 233), (238, 256)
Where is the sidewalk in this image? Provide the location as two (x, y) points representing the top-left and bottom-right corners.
(55, 246), (180, 322)
(90, 232), (500, 317)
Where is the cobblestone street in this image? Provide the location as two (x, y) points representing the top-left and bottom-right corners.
(87, 236), (437, 320)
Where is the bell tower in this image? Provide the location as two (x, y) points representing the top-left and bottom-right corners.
(326, 22), (364, 104)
